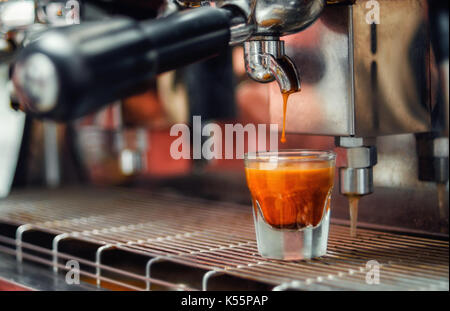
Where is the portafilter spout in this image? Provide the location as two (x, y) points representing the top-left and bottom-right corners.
(244, 38), (300, 94)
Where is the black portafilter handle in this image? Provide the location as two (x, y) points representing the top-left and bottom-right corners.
(12, 7), (232, 121)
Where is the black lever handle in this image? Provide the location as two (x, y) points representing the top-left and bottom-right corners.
(13, 7), (232, 121)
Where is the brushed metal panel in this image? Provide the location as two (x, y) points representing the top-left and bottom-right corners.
(271, 1), (433, 137)
(270, 5), (353, 136)
(352, 0), (432, 136)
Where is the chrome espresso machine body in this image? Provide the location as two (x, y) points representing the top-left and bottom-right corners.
(0, 0), (448, 291)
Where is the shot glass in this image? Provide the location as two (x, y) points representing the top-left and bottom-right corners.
(244, 150), (336, 260)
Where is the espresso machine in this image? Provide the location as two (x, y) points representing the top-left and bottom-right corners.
(0, 0), (448, 291)
(7, 0), (449, 231)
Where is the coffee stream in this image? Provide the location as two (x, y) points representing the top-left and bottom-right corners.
(348, 195), (360, 237)
(280, 91), (296, 144)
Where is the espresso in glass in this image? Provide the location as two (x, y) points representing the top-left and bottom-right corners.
(245, 150), (336, 260)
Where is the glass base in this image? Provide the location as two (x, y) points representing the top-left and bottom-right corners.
(253, 207), (330, 260)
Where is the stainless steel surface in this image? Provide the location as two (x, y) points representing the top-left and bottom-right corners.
(43, 121), (60, 188)
(335, 137), (377, 196)
(0, 252), (103, 291)
(176, 0), (209, 7)
(0, 187), (448, 291)
(353, 0), (431, 136)
(416, 134), (449, 184)
(228, 11), (254, 45)
(335, 137), (377, 148)
(270, 0), (433, 137)
(339, 167), (373, 195)
(244, 39), (300, 93)
(232, 0), (324, 94)
(335, 145), (377, 169)
(218, 0), (326, 36)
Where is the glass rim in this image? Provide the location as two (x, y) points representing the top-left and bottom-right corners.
(244, 149), (336, 162)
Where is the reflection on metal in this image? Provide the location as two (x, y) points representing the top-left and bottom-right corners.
(0, 0), (35, 31)
(218, 0), (326, 36)
(95, 244), (115, 288)
(13, 53), (59, 114)
(43, 121), (60, 188)
(52, 233), (70, 273)
(145, 256), (166, 291)
(244, 39), (300, 94)
(202, 269), (224, 291)
(339, 168), (373, 195)
(270, 0), (433, 137)
(336, 137), (377, 196)
(15, 224), (33, 263)
(0, 188), (447, 291)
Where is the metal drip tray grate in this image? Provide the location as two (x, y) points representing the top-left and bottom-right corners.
(0, 187), (448, 291)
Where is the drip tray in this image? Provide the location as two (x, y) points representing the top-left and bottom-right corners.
(0, 187), (448, 291)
